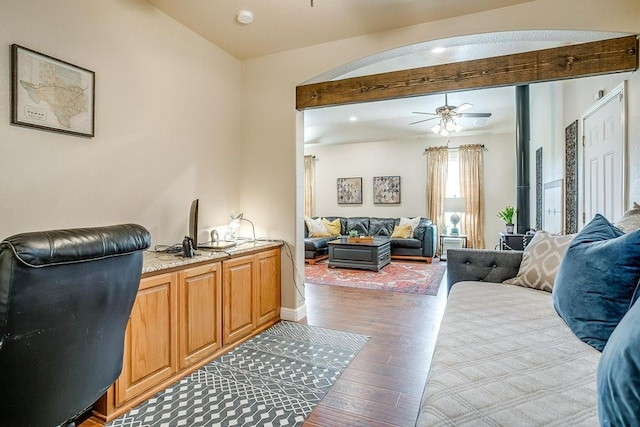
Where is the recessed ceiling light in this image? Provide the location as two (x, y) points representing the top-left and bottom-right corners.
(431, 47), (445, 53)
(349, 116), (358, 122)
(237, 10), (254, 24)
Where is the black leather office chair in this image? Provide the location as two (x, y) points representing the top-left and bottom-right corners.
(0, 224), (151, 427)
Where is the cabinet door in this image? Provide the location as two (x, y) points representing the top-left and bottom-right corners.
(178, 263), (222, 370)
(116, 273), (177, 406)
(223, 255), (256, 345)
(256, 249), (281, 327)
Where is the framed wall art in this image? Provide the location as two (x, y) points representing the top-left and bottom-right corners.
(11, 44), (95, 137)
(565, 120), (578, 233)
(536, 147), (543, 230)
(373, 176), (401, 204)
(337, 177), (362, 204)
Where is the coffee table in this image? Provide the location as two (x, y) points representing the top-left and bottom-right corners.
(327, 237), (391, 271)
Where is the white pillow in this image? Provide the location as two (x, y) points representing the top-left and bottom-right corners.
(305, 217), (330, 237)
(615, 202), (640, 233)
(399, 217), (421, 236)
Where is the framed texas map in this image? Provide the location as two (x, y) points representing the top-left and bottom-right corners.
(11, 44), (95, 137)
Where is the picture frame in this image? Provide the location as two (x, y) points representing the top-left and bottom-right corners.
(337, 177), (362, 204)
(11, 44), (95, 137)
(373, 176), (401, 204)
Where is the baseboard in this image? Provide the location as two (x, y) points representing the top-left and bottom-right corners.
(281, 304), (307, 322)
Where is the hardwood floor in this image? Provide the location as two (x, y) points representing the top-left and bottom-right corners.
(80, 267), (448, 427)
(302, 274), (448, 427)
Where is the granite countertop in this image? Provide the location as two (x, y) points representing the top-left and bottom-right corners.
(142, 240), (283, 274)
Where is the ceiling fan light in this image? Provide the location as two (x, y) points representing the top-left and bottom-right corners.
(445, 120), (455, 131)
(431, 124), (442, 134)
(440, 128), (449, 137)
(454, 123), (463, 132)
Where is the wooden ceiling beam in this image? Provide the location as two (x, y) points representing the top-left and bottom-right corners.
(296, 35), (638, 110)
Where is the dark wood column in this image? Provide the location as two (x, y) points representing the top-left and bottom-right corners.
(515, 85), (530, 234)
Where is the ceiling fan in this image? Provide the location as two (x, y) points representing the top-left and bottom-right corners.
(410, 94), (492, 136)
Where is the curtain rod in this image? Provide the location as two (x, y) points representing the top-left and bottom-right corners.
(424, 144), (485, 153)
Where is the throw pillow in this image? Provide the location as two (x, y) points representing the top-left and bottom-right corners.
(399, 217), (421, 236)
(503, 231), (575, 292)
(391, 225), (412, 239)
(552, 214), (640, 351)
(305, 217), (330, 237)
(322, 218), (341, 236)
(615, 202), (640, 233)
(597, 296), (640, 426)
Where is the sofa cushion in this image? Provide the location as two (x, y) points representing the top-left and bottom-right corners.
(615, 202), (640, 233)
(417, 281), (600, 426)
(553, 214), (640, 351)
(369, 217), (395, 236)
(321, 217), (341, 236)
(597, 298), (640, 426)
(304, 217), (330, 237)
(399, 216), (421, 235)
(346, 217), (370, 236)
(303, 237), (331, 251)
(390, 225), (412, 238)
(390, 237), (421, 249)
(503, 231), (575, 292)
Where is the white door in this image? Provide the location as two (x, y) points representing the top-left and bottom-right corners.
(581, 82), (626, 229)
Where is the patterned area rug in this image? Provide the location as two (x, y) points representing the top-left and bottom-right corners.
(305, 260), (446, 295)
(107, 321), (369, 427)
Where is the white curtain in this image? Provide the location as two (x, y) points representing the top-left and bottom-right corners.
(304, 155), (315, 217)
(426, 146), (448, 255)
(459, 144), (484, 249)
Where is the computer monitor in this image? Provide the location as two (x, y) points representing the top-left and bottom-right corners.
(189, 199), (199, 247)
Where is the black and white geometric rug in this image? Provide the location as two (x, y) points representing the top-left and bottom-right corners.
(107, 321), (369, 427)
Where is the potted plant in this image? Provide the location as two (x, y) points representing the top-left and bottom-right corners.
(497, 206), (516, 233)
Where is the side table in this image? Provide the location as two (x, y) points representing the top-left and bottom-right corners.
(440, 234), (467, 261)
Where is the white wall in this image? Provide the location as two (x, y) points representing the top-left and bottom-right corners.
(529, 72), (639, 232)
(242, 0), (640, 311)
(0, 0), (242, 246)
(305, 132), (517, 249)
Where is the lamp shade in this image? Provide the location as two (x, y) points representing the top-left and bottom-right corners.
(444, 197), (466, 213)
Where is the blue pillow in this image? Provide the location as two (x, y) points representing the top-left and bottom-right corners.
(552, 214), (640, 351)
(598, 297), (640, 426)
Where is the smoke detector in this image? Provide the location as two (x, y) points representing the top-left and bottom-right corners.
(237, 10), (254, 24)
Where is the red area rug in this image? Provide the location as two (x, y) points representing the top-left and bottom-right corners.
(305, 260), (446, 295)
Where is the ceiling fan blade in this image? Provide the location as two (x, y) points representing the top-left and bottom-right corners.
(453, 103), (473, 113)
(459, 112), (492, 118)
(412, 111), (438, 115)
(409, 117), (439, 125)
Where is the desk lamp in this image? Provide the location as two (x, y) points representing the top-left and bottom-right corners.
(229, 213), (256, 241)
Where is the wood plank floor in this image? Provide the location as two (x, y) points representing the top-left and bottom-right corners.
(301, 272), (448, 427)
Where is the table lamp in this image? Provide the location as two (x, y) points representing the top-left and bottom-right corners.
(444, 197), (466, 235)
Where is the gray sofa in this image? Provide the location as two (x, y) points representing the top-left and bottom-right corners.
(417, 248), (601, 425)
(304, 216), (437, 263)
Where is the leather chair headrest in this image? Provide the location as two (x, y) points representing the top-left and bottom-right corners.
(0, 224), (150, 267)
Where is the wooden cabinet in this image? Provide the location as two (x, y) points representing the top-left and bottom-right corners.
(178, 263), (222, 370)
(116, 273), (178, 406)
(222, 249), (281, 345)
(93, 245), (281, 424)
(256, 249), (281, 327)
(223, 254), (257, 345)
